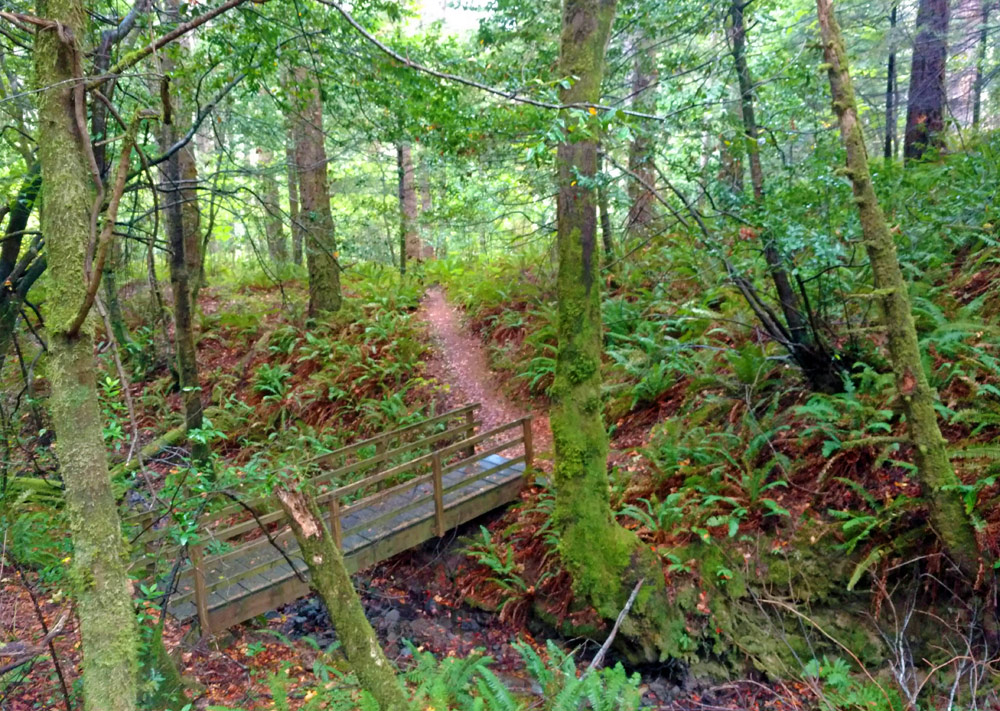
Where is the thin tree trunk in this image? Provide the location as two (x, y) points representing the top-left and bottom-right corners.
(551, 0), (671, 654)
(159, 0), (206, 460)
(180, 144), (204, 301)
(285, 140), (304, 266)
(419, 154), (432, 213)
(164, 126), (207, 461)
(885, 3), (898, 159)
(34, 0), (138, 708)
(259, 148), (287, 263)
(597, 148), (614, 260)
(816, 0), (981, 576)
(102, 239), (131, 345)
(728, 0), (842, 392)
(276, 488), (409, 711)
(951, 0), (983, 128)
(291, 66), (341, 315)
(625, 32), (658, 237)
(397, 142), (420, 270)
(904, 0), (950, 160)
(972, 3), (990, 128)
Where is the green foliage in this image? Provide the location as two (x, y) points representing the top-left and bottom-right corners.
(253, 363), (292, 401)
(98, 375), (127, 452)
(803, 656), (904, 711)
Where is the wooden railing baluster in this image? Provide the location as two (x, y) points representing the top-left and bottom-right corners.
(521, 418), (534, 472)
(191, 543), (212, 637)
(329, 496), (343, 549)
(464, 409), (476, 458)
(432, 451), (445, 537)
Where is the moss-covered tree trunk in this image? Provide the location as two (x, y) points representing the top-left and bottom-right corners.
(903, 0), (949, 160)
(816, 0), (981, 576)
(276, 488), (409, 711)
(550, 0), (671, 659)
(291, 67), (342, 315)
(34, 0), (138, 708)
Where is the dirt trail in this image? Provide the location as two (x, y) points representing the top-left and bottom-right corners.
(418, 286), (551, 465)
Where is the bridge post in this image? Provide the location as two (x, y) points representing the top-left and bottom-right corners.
(432, 451), (445, 537)
(190, 544), (212, 637)
(329, 496), (343, 549)
(463, 409), (476, 458)
(522, 417), (534, 472)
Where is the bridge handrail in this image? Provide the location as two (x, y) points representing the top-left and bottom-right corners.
(126, 404), (481, 544)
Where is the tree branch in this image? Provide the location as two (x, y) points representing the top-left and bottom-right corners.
(86, 0), (250, 91)
(314, 0), (666, 121)
(67, 109), (157, 338)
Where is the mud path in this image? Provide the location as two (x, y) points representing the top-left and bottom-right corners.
(417, 286), (551, 466)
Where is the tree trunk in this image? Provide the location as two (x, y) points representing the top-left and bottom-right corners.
(102, 239), (131, 346)
(0, 165), (43, 373)
(816, 0), (981, 577)
(625, 32), (658, 238)
(885, 4), (898, 159)
(397, 142), (420, 271)
(259, 148), (287, 264)
(164, 126), (207, 462)
(904, 0), (949, 160)
(972, 2), (990, 128)
(291, 66), (342, 315)
(285, 140), (304, 266)
(551, 0), (671, 658)
(276, 488), (409, 711)
(34, 0), (138, 708)
(158, 4), (207, 461)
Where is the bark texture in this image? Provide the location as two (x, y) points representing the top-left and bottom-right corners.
(817, 0), (981, 576)
(904, 0), (949, 160)
(551, 0), (670, 660)
(291, 67), (342, 315)
(34, 1), (138, 708)
(277, 488), (408, 710)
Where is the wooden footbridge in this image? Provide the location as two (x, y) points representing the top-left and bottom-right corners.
(124, 405), (533, 635)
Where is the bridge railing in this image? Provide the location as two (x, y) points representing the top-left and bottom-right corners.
(125, 404), (482, 572)
(166, 413), (533, 634)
